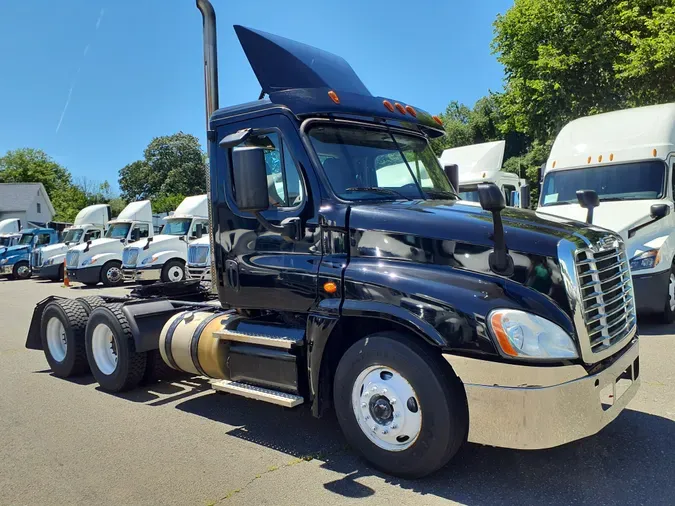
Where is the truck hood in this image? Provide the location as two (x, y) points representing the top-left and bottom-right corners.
(71, 237), (124, 254)
(40, 243), (69, 256)
(127, 234), (183, 251)
(349, 199), (608, 259)
(0, 244), (29, 258)
(536, 200), (663, 241)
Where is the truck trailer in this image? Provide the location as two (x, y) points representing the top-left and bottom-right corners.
(122, 195), (209, 283)
(32, 204), (111, 281)
(25, 0), (640, 478)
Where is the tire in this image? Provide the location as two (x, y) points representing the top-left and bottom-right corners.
(663, 265), (675, 324)
(85, 303), (146, 392)
(40, 299), (90, 377)
(100, 261), (124, 287)
(161, 259), (185, 283)
(144, 349), (181, 383)
(12, 261), (31, 280)
(76, 296), (107, 315)
(333, 332), (468, 479)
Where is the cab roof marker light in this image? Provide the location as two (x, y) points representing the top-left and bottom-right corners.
(610, 153), (614, 161)
(394, 103), (406, 114)
(552, 160), (556, 168)
(598, 155), (603, 162)
(328, 90), (340, 104)
(587, 156), (592, 164)
(383, 100), (394, 112)
(405, 105), (417, 117)
(653, 148), (658, 157)
(432, 115), (443, 126)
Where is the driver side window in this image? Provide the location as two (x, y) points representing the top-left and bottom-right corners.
(130, 224), (149, 242)
(237, 132), (304, 208)
(36, 233), (51, 246)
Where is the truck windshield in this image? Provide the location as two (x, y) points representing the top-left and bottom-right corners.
(0, 237), (11, 247)
(541, 160), (666, 206)
(19, 234), (34, 245)
(63, 228), (83, 244)
(162, 218), (192, 236)
(458, 186), (480, 202)
(105, 223), (131, 239)
(308, 125), (457, 201)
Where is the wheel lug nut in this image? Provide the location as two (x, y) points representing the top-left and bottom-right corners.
(371, 386), (377, 392)
(361, 402), (367, 408)
(382, 429), (389, 435)
(392, 424), (398, 429)
(372, 426), (378, 432)
(365, 415), (370, 420)
(390, 398), (396, 404)
(382, 389), (388, 394)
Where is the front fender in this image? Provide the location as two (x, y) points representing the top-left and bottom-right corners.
(87, 252), (121, 267)
(140, 250), (185, 268)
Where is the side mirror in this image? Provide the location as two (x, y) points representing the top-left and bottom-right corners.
(232, 147), (270, 213)
(576, 189), (599, 224)
(519, 185), (531, 209)
(194, 226), (203, 239)
(650, 204), (670, 219)
(477, 183), (513, 276)
(510, 190), (519, 208)
(444, 164), (459, 193)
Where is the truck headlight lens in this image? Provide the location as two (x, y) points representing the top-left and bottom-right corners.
(488, 309), (578, 359)
(0, 258), (7, 265)
(82, 258), (97, 266)
(141, 255), (159, 265)
(629, 249), (660, 271)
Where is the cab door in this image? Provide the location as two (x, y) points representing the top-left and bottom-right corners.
(213, 113), (321, 312)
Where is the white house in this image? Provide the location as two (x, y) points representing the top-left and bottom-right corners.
(0, 183), (56, 228)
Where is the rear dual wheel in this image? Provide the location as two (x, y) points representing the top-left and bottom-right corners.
(333, 332), (468, 479)
(40, 299), (90, 377)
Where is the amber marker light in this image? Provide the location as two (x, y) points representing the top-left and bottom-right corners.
(383, 100), (395, 112)
(432, 115), (443, 126)
(489, 312), (519, 357)
(609, 153), (614, 161)
(395, 102), (406, 114)
(323, 281), (338, 294)
(598, 155), (603, 162)
(405, 105), (417, 117)
(653, 148), (658, 157)
(328, 90), (340, 104)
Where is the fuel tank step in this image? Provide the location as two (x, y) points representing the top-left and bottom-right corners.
(214, 320), (304, 349)
(211, 379), (304, 407)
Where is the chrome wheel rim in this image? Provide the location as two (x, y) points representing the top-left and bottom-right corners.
(167, 265), (184, 282)
(17, 265), (30, 277)
(669, 274), (675, 312)
(351, 365), (422, 452)
(106, 266), (122, 283)
(46, 317), (67, 362)
(91, 323), (118, 375)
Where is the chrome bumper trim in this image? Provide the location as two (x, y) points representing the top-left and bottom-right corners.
(187, 266), (211, 282)
(0, 265), (12, 275)
(123, 268), (161, 282)
(443, 339), (640, 450)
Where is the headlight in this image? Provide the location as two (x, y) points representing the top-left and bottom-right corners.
(487, 309), (578, 360)
(82, 258), (97, 266)
(0, 258), (7, 265)
(44, 258), (53, 266)
(629, 249), (660, 271)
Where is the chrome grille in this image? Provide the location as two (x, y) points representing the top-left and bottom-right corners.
(188, 244), (210, 265)
(575, 244), (636, 355)
(122, 248), (139, 267)
(66, 250), (79, 268)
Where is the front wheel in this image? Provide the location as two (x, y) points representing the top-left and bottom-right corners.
(161, 259), (185, 283)
(12, 261), (31, 280)
(333, 332), (468, 479)
(100, 261), (124, 287)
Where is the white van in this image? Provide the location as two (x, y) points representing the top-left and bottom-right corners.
(440, 140), (528, 207)
(539, 103), (675, 321)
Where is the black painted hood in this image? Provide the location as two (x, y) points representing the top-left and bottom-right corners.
(348, 199), (603, 258)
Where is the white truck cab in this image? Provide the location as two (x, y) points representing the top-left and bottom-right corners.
(32, 204), (111, 281)
(0, 219), (21, 248)
(440, 140), (528, 207)
(186, 235), (212, 283)
(538, 102), (675, 320)
(66, 200), (154, 286)
(122, 195), (209, 283)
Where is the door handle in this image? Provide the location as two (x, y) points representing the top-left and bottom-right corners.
(225, 259), (240, 291)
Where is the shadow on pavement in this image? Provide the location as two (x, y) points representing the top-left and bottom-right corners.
(95, 376), (211, 404)
(638, 314), (675, 336)
(176, 392), (675, 505)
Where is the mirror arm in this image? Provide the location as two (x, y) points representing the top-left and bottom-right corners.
(253, 213), (302, 242)
(488, 211), (514, 276)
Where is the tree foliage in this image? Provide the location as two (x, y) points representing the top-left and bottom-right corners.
(0, 148), (122, 222)
(119, 132), (207, 203)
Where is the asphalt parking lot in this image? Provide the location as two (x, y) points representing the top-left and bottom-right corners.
(0, 277), (674, 506)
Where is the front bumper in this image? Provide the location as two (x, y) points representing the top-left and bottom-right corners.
(67, 266), (102, 285)
(443, 339), (640, 450)
(123, 266), (161, 282)
(186, 265), (211, 282)
(36, 263), (62, 279)
(0, 264), (13, 275)
(633, 269), (669, 313)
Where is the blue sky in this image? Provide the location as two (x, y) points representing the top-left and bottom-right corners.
(0, 0), (512, 192)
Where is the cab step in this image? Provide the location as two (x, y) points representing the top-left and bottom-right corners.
(211, 379), (304, 407)
(214, 320), (304, 349)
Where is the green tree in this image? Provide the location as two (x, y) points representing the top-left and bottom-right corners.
(152, 194), (186, 214)
(492, 0), (675, 142)
(0, 148), (72, 198)
(119, 132), (207, 202)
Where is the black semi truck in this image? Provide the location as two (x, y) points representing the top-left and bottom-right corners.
(26, 0), (640, 478)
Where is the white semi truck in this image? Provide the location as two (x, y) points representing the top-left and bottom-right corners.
(186, 235), (211, 283)
(538, 102), (675, 321)
(66, 200), (154, 286)
(0, 219), (21, 248)
(32, 204), (111, 281)
(440, 140), (529, 207)
(122, 195), (209, 283)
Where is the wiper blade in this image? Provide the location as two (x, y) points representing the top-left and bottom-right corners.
(345, 187), (412, 200)
(424, 188), (460, 199)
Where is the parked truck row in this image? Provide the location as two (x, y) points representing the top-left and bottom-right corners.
(25, 0), (641, 479)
